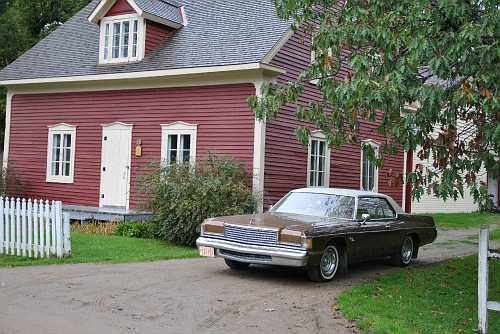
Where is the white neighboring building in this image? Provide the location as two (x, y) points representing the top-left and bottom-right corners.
(409, 119), (498, 213)
(411, 154), (491, 213)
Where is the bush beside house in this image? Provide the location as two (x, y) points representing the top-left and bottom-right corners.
(139, 155), (258, 247)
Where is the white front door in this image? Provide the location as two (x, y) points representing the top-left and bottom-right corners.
(99, 122), (133, 209)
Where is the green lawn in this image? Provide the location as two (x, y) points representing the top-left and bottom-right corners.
(337, 256), (499, 334)
(0, 231), (199, 267)
(336, 211), (500, 334)
(430, 212), (499, 229)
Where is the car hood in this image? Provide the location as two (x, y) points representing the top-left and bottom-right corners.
(210, 212), (352, 234)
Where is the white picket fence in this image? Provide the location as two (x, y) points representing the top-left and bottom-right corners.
(478, 225), (500, 334)
(0, 197), (71, 258)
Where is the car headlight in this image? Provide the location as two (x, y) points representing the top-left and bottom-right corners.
(201, 220), (224, 235)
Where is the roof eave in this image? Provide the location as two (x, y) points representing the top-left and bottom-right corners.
(142, 12), (182, 29)
(0, 62), (287, 88)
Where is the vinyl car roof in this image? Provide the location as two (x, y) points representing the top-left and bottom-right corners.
(289, 188), (405, 213)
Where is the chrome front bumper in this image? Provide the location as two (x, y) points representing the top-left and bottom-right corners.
(196, 236), (310, 267)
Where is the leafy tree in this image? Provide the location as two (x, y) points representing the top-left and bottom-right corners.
(0, 0), (92, 145)
(249, 0), (499, 210)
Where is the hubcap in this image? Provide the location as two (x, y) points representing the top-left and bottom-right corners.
(401, 237), (413, 264)
(321, 246), (338, 278)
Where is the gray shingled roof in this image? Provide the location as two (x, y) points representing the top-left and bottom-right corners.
(135, 0), (182, 25)
(0, 0), (290, 82)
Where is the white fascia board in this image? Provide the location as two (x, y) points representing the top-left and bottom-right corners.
(88, 0), (117, 23)
(142, 12), (182, 28)
(125, 0), (143, 16)
(0, 63), (286, 87)
(88, 0), (143, 23)
(262, 28), (294, 64)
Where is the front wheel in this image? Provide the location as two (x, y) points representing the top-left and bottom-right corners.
(307, 244), (340, 282)
(392, 236), (414, 267)
(224, 258), (250, 270)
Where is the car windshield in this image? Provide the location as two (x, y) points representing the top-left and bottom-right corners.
(271, 192), (355, 219)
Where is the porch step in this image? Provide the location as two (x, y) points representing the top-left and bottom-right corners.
(62, 205), (152, 222)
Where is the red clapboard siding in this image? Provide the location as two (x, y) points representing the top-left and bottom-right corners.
(8, 84), (256, 209)
(145, 20), (174, 55)
(267, 25), (404, 206)
(106, 0), (135, 17)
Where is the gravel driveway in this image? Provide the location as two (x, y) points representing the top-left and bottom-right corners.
(0, 226), (498, 334)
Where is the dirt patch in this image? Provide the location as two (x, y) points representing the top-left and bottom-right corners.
(0, 226), (498, 334)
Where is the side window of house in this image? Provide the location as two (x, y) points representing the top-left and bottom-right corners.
(310, 35), (332, 85)
(100, 15), (144, 63)
(46, 123), (77, 183)
(308, 132), (330, 187)
(360, 140), (379, 192)
(161, 122), (197, 165)
(357, 197), (396, 220)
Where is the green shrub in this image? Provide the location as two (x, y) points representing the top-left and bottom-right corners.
(1, 163), (24, 197)
(114, 221), (159, 239)
(138, 154), (258, 246)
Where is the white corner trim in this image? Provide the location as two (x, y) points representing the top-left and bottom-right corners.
(252, 80), (268, 213)
(402, 148), (408, 212)
(2, 91), (13, 170)
(262, 28), (294, 64)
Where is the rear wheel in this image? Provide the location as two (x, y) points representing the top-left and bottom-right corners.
(307, 244), (340, 282)
(224, 258), (250, 270)
(392, 236), (414, 267)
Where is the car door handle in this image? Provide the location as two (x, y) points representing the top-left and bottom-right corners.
(385, 225), (392, 229)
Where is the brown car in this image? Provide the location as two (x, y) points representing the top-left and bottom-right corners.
(196, 188), (437, 282)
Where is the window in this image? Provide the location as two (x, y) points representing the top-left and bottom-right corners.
(161, 122), (198, 165)
(310, 32), (333, 85)
(100, 15), (144, 63)
(357, 197), (396, 220)
(46, 123), (77, 183)
(360, 140), (379, 192)
(307, 132), (331, 187)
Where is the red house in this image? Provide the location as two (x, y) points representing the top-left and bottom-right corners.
(0, 0), (408, 218)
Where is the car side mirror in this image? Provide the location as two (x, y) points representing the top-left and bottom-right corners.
(361, 213), (371, 225)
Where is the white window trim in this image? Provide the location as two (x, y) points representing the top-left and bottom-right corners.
(46, 123), (77, 183)
(307, 131), (331, 187)
(160, 122), (198, 165)
(310, 34), (332, 85)
(99, 14), (145, 64)
(360, 139), (380, 192)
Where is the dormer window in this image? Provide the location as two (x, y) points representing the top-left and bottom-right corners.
(89, 0), (186, 65)
(100, 15), (145, 63)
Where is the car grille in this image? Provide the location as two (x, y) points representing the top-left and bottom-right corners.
(224, 224), (278, 246)
(219, 249), (272, 262)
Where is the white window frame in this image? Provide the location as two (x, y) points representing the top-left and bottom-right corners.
(360, 139), (379, 192)
(46, 123), (77, 183)
(310, 33), (333, 85)
(307, 131), (331, 187)
(99, 14), (145, 64)
(160, 122), (198, 165)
